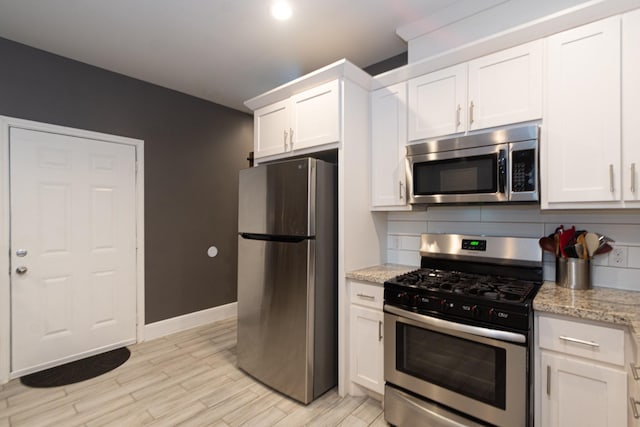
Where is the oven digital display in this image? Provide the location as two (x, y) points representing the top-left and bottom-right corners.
(462, 239), (486, 251)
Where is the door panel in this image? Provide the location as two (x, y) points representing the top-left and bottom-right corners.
(468, 40), (542, 130)
(238, 159), (312, 236)
(408, 63), (467, 141)
(545, 17), (621, 203)
(10, 127), (137, 375)
(237, 236), (312, 403)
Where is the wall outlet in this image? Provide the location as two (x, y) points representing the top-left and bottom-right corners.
(609, 246), (628, 268)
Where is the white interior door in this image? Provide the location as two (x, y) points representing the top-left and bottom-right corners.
(10, 127), (137, 376)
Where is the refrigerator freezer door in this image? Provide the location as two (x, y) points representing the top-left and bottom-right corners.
(237, 235), (314, 403)
(238, 158), (314, 237)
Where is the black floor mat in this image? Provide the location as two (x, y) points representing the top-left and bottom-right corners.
(20, 347), (131, 388)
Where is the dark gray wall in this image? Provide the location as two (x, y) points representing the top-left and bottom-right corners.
(0, 37), (253, 323)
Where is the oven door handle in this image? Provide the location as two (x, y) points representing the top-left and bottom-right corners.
(384, 305), (526, 344)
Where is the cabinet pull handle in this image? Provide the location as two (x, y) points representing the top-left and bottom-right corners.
(632, 163), (636, 194)
(559, 335), (600, 348)
(289, 128), (294, 147)
(356, 293), (375, 300)
(610, 164), (614, 193)
(399, 181), (404, 200)
(469, 101), (475, 125)
(456, 104), (461, 127)
(546, 365), (550, 396)
(378, 321), (383, 341)
(631, 397), (640, 419)
(284, 130), (289, 148)
(631, 363), (640, 380)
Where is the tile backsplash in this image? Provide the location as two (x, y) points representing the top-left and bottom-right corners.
(386, 206), (640, 291)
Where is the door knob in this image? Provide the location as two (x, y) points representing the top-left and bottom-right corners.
(15, 266), (27, 275)
(16, 249), (27, 257)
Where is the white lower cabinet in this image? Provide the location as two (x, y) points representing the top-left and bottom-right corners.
(628, 360), (640, 426)
(349, 280), (384, 396)
(540, 351), (627, 426)
(537, 313), (631, 426)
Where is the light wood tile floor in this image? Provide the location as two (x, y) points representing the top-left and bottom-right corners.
(0, 318), (387, 426)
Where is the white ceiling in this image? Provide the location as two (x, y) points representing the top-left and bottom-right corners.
(0, 0), (491, 112)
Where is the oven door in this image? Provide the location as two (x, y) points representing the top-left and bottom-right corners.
(407, 143), (508, 204)
(384, 305), (527, 427)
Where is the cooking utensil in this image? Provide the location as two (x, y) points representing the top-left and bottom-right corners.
(576, 234), (587, 259)
(597, 233), (615, 246)
(564, 244), (578, 258)
(558, 226), (575, 258)
(585, 232), (599, 258)
(539, 237), (556, 254)
(594, 243), (613, 256)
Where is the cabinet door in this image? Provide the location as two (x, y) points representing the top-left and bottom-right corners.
(371, 83), (409, 208)
(408, 63), (467, 141)
(623, 9), (640, 202)
(350, 305), (384, 395)
(254, 99), (289, 159)
(468, 40), (542, 131)
(290, 80), (340, 151)
(545, 17), (621, 203)
(541, 351), (627, 427)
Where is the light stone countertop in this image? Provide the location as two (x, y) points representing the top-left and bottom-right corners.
(346, 264), (415, 285)
(533, 281), (640, 346)
(346, 265), (640, 345)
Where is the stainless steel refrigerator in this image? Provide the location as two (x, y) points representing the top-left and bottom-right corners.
(237, 157), (337, 404)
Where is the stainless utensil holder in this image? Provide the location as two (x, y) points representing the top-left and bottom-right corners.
(556, 257), (591, 290)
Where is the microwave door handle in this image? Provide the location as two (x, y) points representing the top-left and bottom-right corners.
(498, 149), (507, 194)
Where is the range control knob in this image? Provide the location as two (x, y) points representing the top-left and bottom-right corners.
(471, 305), (479, 318)
(441, 299), (454, 311)
(411, 294), (420, 307)
(397, 292), (408, 304)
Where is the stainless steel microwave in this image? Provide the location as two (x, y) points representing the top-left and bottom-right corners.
(406, 125), (539, 205)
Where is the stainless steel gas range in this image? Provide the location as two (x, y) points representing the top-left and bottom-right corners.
(383, 233), (542, 427)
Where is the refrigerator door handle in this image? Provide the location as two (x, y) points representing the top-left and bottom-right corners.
(239, 232), (310, 243)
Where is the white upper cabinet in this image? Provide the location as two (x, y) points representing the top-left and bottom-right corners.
(290, 80), (340, 152)
(468, 41), (542, 131)
(371, 82), (410, 209)
(623, 9), (640, 203)
(254, 98), (291, 158)
(408, 64), (466, 141)
(543, 17), (622, 207)
(408, 40), (542, 141)
(253, 80), (340, 159)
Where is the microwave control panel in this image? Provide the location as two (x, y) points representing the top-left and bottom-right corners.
(511, 149), (536, 193)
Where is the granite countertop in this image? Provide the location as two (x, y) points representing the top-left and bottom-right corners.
(346, 265), (640, 345)
(534, 281), (640, 345)
(346, 264), (415, 285)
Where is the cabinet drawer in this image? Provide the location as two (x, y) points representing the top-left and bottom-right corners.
(538, 315), (624, 365)
(350, 281), (384, 310)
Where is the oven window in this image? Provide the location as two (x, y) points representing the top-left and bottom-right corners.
(396, 323), (506, 409)
(413, 155), (497, 195)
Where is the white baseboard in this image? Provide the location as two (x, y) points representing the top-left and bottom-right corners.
(143, 302), (237, 341)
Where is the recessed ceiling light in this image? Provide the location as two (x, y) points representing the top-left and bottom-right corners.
(271, 1), (292, 21)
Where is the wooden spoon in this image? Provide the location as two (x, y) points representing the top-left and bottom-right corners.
(576, 234), (587, 259)
(539, 237), (556, 254)
(585, 232), (599, 259)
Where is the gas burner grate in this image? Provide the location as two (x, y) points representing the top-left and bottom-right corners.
(391, 269), (537, 303)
